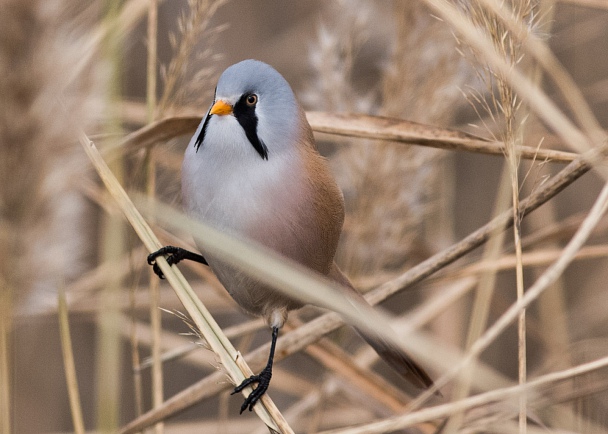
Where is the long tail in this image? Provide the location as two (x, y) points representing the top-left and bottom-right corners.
(329, 262), (435, 391)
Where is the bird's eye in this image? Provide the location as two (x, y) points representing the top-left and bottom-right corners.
(246, 94), (258, 106)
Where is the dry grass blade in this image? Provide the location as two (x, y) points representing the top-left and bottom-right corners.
(446, 168), (512, 432)
(307, 111), (577, 162)
(58, 288), (85, 434)
(118, 154), (591, 432)
(366, 155), (590, 304)
(148, 215), (163, 434)
(72, 0), (156, 89)
(476, 0), (603, 140)
(79, 134), (291, 433)
(117, 113), (578, 162)
(458, 244), (608, 276)
(460, 2), (532, 429)
(145, 1), (163, 431)
(95, 1), (124, 430)
(119, 116), (200, 153)
(0, 283), (11, 434)
(462, 180), (608, 380)
(304, 337), (411, 413)
(558, 0), (608, 10)
(157, 0), (227, 115)
(318, 355), (608, 434)
(421, 0), (608, 179)
(403, 180), (608, 433)
(139, 199), (433, 362)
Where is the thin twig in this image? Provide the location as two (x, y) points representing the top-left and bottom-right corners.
(457, 244), (608, 276)
(116, 113), (579, 162)
(146, 1), (163, 432)
(475, 0), (605, 140)
(366, 155), (590, 305)
(137, 318), (266, 371)
(58, 288), (85, 434)
(117, 155), (591, 432)
(420, 0), (607, 180)
(0, 281), (11, 434)
(80, 134), (292, 433)
(318, 355), (608, 434)
(445, 166), (512, 432)
(407, 180), (608, 423)
(96, 2), (124, 430)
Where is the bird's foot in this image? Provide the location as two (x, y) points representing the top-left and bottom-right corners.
(147, 246), (209, 279)
(232, 365), (272, 413)
(147, 246), (184, 279)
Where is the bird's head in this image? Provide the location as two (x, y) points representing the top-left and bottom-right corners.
(193, 59), (302, 160)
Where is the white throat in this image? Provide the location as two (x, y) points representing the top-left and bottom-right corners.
(181, 117), (304, 239)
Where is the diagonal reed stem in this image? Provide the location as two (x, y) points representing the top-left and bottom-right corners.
(80, 133), (292, 434)
(118, 153), (591, 432)
(58, 288), (85, 434)
(145, 1), (163, 433)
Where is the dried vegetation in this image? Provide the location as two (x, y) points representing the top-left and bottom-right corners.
(2, 1), (608, 433)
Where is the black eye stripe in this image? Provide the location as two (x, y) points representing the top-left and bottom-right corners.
(234, 93), (268, 160)
(194, 90), (268, 160)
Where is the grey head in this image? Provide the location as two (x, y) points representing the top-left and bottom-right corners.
(193, 59), (301, 160)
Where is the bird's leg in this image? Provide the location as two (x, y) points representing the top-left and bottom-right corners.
(232, 326), (279, 413)
(147, 245), (208, 279)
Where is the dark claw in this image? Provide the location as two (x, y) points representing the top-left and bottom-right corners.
(147, 246), (175, 266)
(151, 262), (165, 279)
(232, 366), (272, 413)
(147, 246), (179, 279)
(147, 246), (208, 280)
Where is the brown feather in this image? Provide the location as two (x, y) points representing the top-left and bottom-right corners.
(274, 108), (436, 391)
(329, 262), (435, 391)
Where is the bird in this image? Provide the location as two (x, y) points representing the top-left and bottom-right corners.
(148, 59), (435, 413)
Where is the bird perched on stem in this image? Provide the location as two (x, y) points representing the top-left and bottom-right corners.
(148, 59), (434, 413)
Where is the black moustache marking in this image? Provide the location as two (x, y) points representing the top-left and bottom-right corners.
(194, 109), (212, 152)
(233, 93), (268, 160)
(195, 87), (216, 152)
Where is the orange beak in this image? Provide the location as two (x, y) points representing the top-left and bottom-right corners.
(209, 100), (233, 116)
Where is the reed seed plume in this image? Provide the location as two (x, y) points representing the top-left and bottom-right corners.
(0, 0), (105, 309)
(0, 1), (105, 431)
(457, 0), (538, 144)
(306, 2), (473, 281)
(452, 0), (537, 413)
(140, 0), (229, 206)
(304, 0), (375, 114)
(158, 0), (228, 116)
